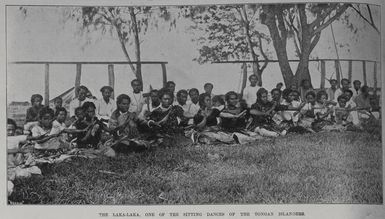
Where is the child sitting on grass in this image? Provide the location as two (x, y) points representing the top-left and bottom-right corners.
(31, 107), (65, 150)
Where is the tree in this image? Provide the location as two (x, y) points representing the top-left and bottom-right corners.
(260, 3), (349, 87)
(186, 5), (271, 86)
(66, 6), (175, 83)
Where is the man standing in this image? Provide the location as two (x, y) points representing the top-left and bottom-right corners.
(242, 74), (261, 108)
(326, 79), (339, 101)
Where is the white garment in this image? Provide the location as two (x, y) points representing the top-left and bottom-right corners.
(95, 98), (116, 120)
(186, 101), (200, 118)
(243, 85), (261, 107)
(128, 91), (146, 114)
(50, 120), (66, 135)
(7, 135), (27, 151)
(69, 97), (95, 117)
(281, 100), (300, 122)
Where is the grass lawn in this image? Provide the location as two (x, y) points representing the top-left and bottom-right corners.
(9, 129), (382, 204)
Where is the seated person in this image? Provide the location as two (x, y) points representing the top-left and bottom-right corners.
(7, 118), (44, 167)
(212, 95), (225, 111)
(31, 107), (68, 150)
(280, 89), (304, 125)
(194, 93), (221, 131)
(52, 97), (63, 115)
(249, 88), (286, 137)
(220, 91), (261, 144)
(51, 107), (68, 135)
(69, 85), (95, 118)
(191, 93), (234, 144)
(24, 94), (44, 132)
(334, 94), (359, 126)
(187, 88), (201, 117)
(298, 91), (317, 129)
(175, 89), (194, 125)
(354, 85), (373, 120)
(139, 89), (161, 120)
(77, 102), (108, 148)
(220, 91), (248, 132)
(149, 90), (187, 134)
(95, 86), (116, 122)
(312, 90), (334, 131)
(109, 94), (153, 153)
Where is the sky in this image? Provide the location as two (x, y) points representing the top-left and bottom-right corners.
(6, 5), (381, 102)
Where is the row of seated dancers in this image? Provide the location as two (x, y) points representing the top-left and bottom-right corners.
(7, 76), (381, 156)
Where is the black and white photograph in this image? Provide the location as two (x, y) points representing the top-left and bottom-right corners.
(3, 0), (384, 217)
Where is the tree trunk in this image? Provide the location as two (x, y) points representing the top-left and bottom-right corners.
(294, 29), (312, 88)
(262, 5), (294, 87)
(130, 7), (142, 84)
(241, 6), (263, 86)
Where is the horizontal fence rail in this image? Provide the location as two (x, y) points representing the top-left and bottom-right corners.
(8, 61), (168, 105)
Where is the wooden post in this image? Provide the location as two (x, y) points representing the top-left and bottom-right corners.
(348, 60), (352, 82)
(373, 62), (377, 94)
(320, 60), (325, 89)
(240, 63), (248, 97)
(362, 61), (367, 86)
(108, 64), (115, 98)
(335, 60), (341, 88)
(44, 63), (49, 106)
(75, 63), (82, 97)
(161, 63), (167, 88)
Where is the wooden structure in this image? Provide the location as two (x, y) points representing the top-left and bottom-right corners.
(9, 61), (168, 105)
(213, 59), (380, 93)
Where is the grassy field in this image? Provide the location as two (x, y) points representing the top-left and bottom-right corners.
(9, 126), (382, 204)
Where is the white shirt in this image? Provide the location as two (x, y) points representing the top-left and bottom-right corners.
(50, 120), (67, 135)
(69, 97), (94, 117)
(186, 100), (200, 118)
(243, 84), (261, 107)
(128, 91), (146, 114)
(95, 98), (116, 120)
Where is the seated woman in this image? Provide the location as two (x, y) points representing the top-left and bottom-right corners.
(190, 93), (234, 144)
(212, 95), (225, 111)
(76, 101), (107, 148)
(311, 90), (334, 131)
(220, 91), (262, 144)
(280, 89), (304, 126)
(149, 89), (187, 135)
(108, 94), (153, 153)
(298, 91), (317, 129)
(334, 94), (359, 127)
(249, 88), (286, 137)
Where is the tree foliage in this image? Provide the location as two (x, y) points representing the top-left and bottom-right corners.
(261, 3), (349, 87)
(64, 6), (176, 82)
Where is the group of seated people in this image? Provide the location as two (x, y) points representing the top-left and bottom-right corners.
(7, 76), (381, 158)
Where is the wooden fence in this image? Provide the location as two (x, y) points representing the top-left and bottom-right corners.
(9, 61), (168, 106)
(213, 59), (380, 94)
